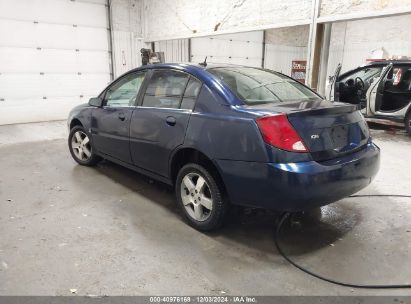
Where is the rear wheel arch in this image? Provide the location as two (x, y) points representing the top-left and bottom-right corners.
(169, 148), (228, 198)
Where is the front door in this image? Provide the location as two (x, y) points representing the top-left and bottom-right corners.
(130, 69), (202, 177)
(91, 71), (146, 163)
(367, 64), (392, 116)
(328, 63), (341, 101)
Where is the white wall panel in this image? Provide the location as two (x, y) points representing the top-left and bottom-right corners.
(0, 98), (95, 125)
(0, 74), (109, 101)
(264, 45), (307, 75)
(0, 0), (108, 28)
(0, 20), (109, 51)
(190, 31), (263, 67)
(0, 48), (110, 74)
(111, 31), (146, 76)
(154, 39), (189, 63)
(0, 0), (111, 124)
(263, 26), (309, 76)
(110, 0), (145, 77)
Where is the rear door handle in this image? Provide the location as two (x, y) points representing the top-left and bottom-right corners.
(166, 116), (176, 126)
(118, 112), (126, 121)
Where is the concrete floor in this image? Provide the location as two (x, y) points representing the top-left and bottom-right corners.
(0, 121), (411, 296)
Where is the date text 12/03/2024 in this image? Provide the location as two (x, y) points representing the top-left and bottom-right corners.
(149, 296), (257, 303)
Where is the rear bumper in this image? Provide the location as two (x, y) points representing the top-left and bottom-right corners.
(215, 142), (380, 211)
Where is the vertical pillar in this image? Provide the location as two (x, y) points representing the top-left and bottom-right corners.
(306, 0), (322, 90)
(317, 23), (331, 95)
(107, 0), (115, 80)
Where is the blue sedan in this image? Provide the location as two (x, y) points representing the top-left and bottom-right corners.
(67, 63), (380, 231)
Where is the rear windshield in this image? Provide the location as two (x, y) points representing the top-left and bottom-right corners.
(208, 67), (321, 105)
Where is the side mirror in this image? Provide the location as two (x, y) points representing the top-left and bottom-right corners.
(88, 97), (103, 107)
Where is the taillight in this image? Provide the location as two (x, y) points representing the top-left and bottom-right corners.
(256, 114), (309, 153)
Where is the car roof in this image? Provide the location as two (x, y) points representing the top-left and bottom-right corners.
(133, 62), (253, 71)
(132, 60), (411, 75)
(338, 60), (411, 79)
(363, 60), (411, 66)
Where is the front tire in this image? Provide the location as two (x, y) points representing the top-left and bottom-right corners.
(176, 163), (228, 231)
(68, 126), (100, 166)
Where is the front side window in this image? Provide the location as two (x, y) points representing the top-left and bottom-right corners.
(208, 67), (320, 105)
(142, 70), (190, 109)
(105, 71), (146, 107)
(340, 67), (383, 84)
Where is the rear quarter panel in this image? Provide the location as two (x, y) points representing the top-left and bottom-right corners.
(183, 84), (268, 162)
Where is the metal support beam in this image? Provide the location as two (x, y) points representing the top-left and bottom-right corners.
(107, 0), (115, 81)
(188, 38), (192, 62)
(261, 30), (266, 68)
(144, 19), (311, 43)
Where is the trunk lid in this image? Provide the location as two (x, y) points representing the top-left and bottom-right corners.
(245, 99), (370, 161)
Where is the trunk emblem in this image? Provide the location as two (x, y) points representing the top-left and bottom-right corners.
(311, 134), (320, 139)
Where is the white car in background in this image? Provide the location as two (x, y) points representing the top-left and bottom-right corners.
(328, 60), (411, 135)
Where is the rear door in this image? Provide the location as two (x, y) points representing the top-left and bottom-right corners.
(328, 63), (342, 101)
(91, 71), (146, 163)
(130, 69), (202, 177)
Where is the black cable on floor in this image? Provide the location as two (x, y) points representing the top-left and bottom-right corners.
(274, 194), (411, 289)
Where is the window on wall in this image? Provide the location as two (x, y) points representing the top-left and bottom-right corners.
(143, 70), (190, 109)
(105, 72), (146, 107)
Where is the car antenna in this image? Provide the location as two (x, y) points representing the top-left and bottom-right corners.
(199, 56), (207, 67)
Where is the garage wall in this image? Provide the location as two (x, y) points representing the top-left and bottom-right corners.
(320, 0), (411, 17)
(143, 0), (312, 41)
(110, 0), (148, 77)
(190, 31), (264, 67)
(0, 0), (111, 125)
(326, 14), (411, 79)
(264, 25), (309, 75)
(154, 39), (190, 63)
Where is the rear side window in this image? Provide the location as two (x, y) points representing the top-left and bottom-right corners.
(143, 70), (189, 109)
(181, 78), (202, 110)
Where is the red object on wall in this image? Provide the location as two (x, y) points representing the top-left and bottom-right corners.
(291, 60), (307, 83)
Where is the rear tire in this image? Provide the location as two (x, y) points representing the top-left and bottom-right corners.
(405, 111), (411, 135)
(68, 125), (100, 166)
(175, 163), (228, 231)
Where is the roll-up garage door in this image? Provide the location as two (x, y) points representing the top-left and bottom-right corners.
(0, 0), (112, 125)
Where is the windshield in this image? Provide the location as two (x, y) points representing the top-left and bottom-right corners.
(208, 67), (321, 105)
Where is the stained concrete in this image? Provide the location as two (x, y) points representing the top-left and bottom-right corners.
(0, 122), (410, 295)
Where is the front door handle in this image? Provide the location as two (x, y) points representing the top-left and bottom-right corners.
(118, 112), (126, 121)
(166, 116), (176, 126)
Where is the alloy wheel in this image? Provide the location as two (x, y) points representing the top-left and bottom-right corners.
(180, 172), (213, 222)
(71, 131), (92, 161)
